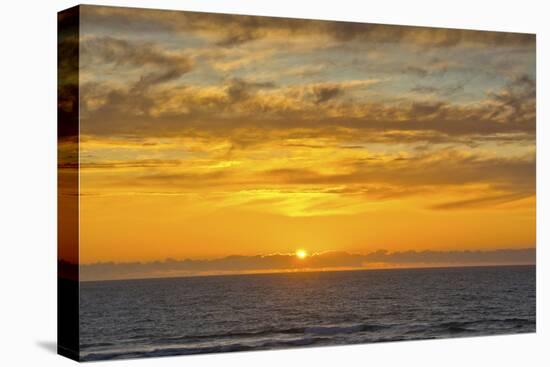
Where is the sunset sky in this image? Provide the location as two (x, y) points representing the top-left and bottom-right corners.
(72, 6), (535, 274)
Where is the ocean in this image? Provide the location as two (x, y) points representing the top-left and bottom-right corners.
(79, 265), (535, 361)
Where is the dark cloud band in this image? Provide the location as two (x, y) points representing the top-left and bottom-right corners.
(79, 248), (535, 281)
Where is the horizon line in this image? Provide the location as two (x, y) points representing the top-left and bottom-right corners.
(74, 246), (537, 266)
(78, 263), (536, 283)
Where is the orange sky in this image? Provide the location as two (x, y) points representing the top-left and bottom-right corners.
(70, 6), (535, 266)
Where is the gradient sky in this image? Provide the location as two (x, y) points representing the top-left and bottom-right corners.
(75, 6), (535, 267)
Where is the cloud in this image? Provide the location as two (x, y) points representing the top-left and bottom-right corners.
(313, 85), (342, 104)
(81, 5), (535, 49)
(225, 78), (277, 103)
(79, 248), (535, 281)
(81, 36), (190, 69)
(363, 248), (535, 264)
(77, 11), (534, 147)
(410, 83), (465, 97)
(80, 159), (182, 169)
(58, 84), (79, 140)
(133, 69), (183, 91)
(58, 8), (79, 141)
(429, 192), (534, 210)
(488, 74), (536, 122)
(81, 36), (193, 90)
(78, 73), (535, 146)
(78, 142), (535, 206)
(259, 152), (535, 191)
(405, 66), (429, 77)
(403, 58), (461, 78)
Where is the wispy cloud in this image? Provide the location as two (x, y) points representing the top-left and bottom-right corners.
(81, 6), (535, 48)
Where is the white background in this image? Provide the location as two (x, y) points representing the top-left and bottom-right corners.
(0, 0), (547, 365)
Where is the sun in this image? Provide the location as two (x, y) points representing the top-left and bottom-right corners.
(295, 249), (308, 259)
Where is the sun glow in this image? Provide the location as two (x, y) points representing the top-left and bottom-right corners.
(296, 249), (308, 259)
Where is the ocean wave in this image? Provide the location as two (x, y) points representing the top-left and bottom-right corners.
(80, 317), (536, 361)
(304, 324), (386, 335)
(81, 337), (328, 361)
(147, 322), (388, 345)
(439, 317), (534, 330)
(401, 317), (535, 336)
(81, 323), (388, 361)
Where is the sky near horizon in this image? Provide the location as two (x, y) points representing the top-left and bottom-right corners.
(70, 6), (535, 268)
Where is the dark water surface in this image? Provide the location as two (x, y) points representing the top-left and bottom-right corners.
(79, 265), (535, 361)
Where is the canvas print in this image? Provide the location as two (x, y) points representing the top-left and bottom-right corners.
(58, 5), (536, 362)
